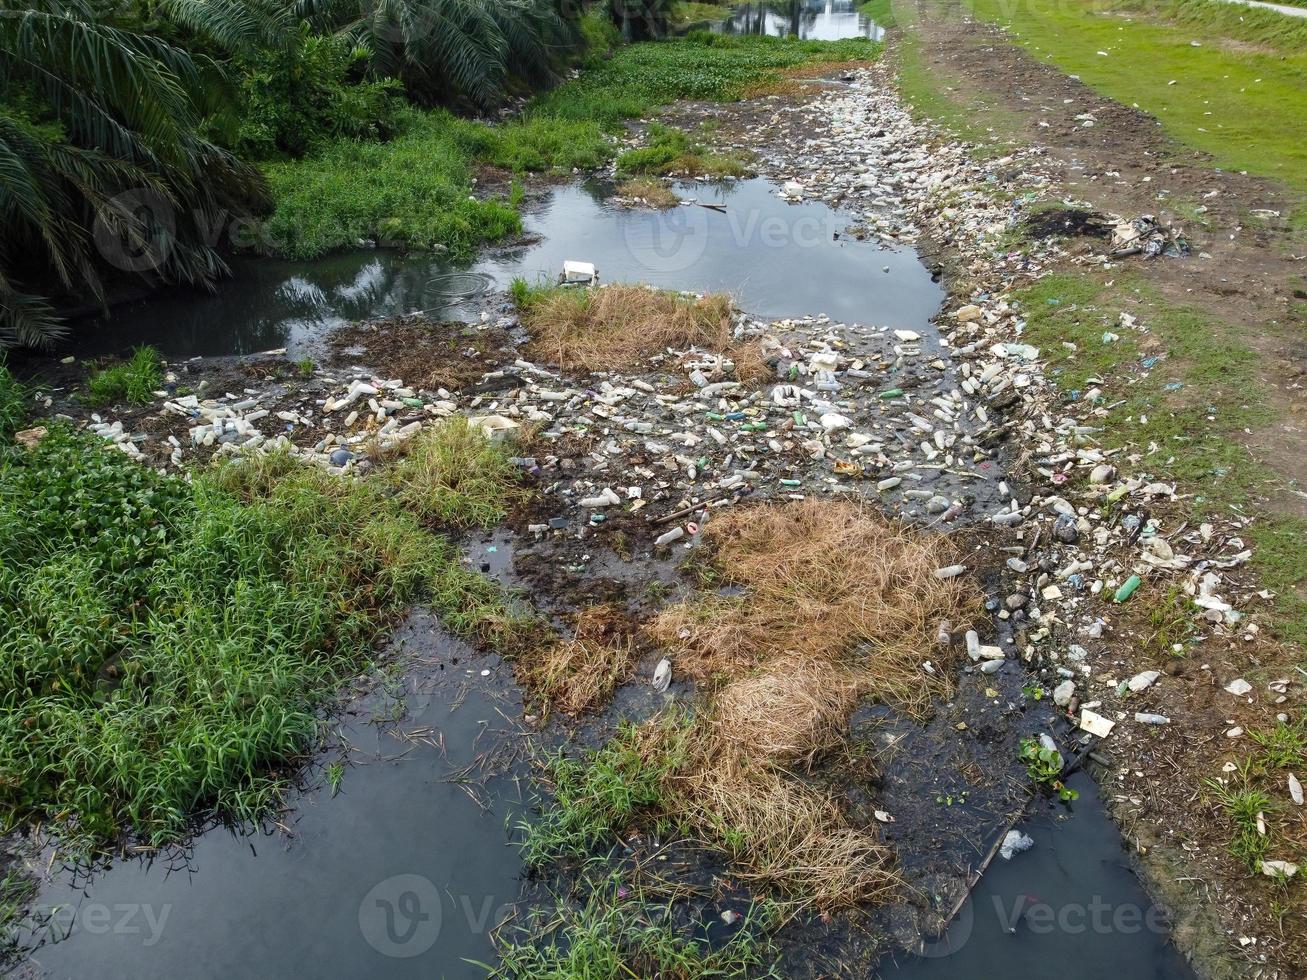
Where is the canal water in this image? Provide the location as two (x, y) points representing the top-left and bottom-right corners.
(714, 0), (886, 42)
(17, 164), (1195, 977)
(58, 177), (935, 361)
(18, 618), (528, 980)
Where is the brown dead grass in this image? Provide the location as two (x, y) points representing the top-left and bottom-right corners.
(711, 656), (865, 765)
(615, 178), (679, 209)
(639, 719), (899, 910)
(523, 605), (636, 717)
(650, 498), (974, 711)
(521, 284), (767, 380)
(634, 500), (974, 908)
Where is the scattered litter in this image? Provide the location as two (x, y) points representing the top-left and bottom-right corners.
(999, 830), (1035, 860)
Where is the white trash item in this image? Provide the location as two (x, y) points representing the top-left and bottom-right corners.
(652, 658), (673, 693)
(561, 260), (598, 285)
(999, 830), (1034, 860)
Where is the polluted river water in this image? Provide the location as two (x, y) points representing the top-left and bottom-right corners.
(58, 177), (940, 361)
(20, 171), (1195, 977)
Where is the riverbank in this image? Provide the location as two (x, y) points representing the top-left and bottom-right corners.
(3, 9), (1305, 977)
(854, 3), (1307, 971)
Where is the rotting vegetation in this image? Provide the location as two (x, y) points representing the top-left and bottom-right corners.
(522, 605), (639, 719)
(614, 177), (681, 209)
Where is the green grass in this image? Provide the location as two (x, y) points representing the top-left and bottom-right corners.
(385, 416), (527, 530)
(0, 428), (533, 847)
(960, 0), (1307, 194)
(520, 721), (689, 868)
(859, 0), (898, 29)
(0, 365), (24, 438)
(85, 346), (163, 407)
(1206, 768), (1276, 870)
(1014, 272), (1273, 513)
(615, 123), (751, 178)
(261, 111), (523, 260)
(1251, 713), (1307, 774)
(0, 865), (37, 962)
(486, 873), (781, 979)
(529, 32), (879, 130)
(887, 20), (1023, 154)
(1247, 517), (1307, 650)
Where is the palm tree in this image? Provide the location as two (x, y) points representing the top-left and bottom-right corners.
(300, 0), (579, 109)
(0, 0), (270, 349)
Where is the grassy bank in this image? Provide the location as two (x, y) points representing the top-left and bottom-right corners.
(1011, 269), (1307, 647)
(954, 0), (1307, 193)
(262, 31), (879, 258)
(0, 400), (531, 847)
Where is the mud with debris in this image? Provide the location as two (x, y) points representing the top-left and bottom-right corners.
(4, 25), (1296, 980)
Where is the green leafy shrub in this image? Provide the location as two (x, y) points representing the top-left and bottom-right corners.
(235, 28), (404, 159)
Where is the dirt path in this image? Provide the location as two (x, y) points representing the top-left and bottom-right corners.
(897, 0), (1307, 517)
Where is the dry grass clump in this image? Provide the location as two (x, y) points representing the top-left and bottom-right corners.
(522, 284), (765, 379)
(647, 723), (899, 910)
(650, 498), (974, 712)
(615, 178), (679, 209)
(631, 500), (974, 908)
(711, 656), (864, 765)
(524, 605), (637, 717)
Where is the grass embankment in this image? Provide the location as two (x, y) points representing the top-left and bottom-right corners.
(1010, 271), (1307, 649)
(519, 501), (976, 916)
(264, 31), (879, 258)
(958, 0), (1307, 193)
(0, 390), (532, 847)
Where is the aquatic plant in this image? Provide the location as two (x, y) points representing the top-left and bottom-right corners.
(484, 872), (781, 979)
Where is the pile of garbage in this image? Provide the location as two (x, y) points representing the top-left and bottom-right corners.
(733, 66), (1285, 777)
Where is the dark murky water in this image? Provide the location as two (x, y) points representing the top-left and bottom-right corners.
(62, 178), (937, 359)
(713, 1), (885, 41)
(876, 771), (1194, 978)
(19, 620), (527, 980)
